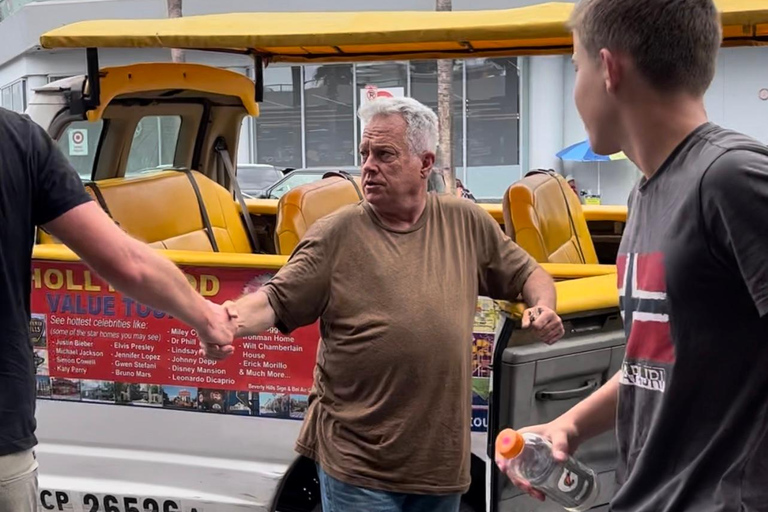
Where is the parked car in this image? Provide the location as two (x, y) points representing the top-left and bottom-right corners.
(237, 163), (285, 198)
(261, 166), (361, 199)
(260, 166), (452, 200)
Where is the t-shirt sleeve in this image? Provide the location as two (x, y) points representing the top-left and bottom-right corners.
(474, 207), (540, 300)
(260, 222), (332, 333)
(627, 182), (638, 220)
(701, 148), (768, 317)
(27, 117), (92, 226)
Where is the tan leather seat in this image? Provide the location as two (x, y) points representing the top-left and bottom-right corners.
(502, 170), (598, 264)
(38, 170), (252, 253)
(274, 175), (363, 255)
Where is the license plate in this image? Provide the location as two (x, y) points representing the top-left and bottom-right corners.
(40, 490), (202, 512)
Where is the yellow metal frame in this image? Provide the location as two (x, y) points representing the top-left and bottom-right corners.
(39, 0), (768, 62)
(478, 203), (504, 224)
(34, 245), (616, 278)
(500, 273), (619, 319)
(242, 198), (279, 216)
(33, 244), (288, 269)
(84, 63), (258, 121)
(33, 243), (616, 315)
(582, 205), (627, 223)
(245, 200), (627, 225)
(540, 263), (617, 279)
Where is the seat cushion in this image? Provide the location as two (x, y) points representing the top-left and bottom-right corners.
(504, 171), (598, 264)
(275, 176), (362, 255)
(96, 171), (217, 251)
(192, 172), (253, 253)
(37, 170), (252, 254)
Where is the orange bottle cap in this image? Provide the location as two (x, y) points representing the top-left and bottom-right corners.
(495, 428), (524, 459)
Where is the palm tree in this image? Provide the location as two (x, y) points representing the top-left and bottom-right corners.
(309, 65), (353, 101)
(166, 0), (184, 63)
(436, 0), (454, 193)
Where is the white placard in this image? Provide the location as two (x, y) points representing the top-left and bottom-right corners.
(359, 85), (405, 132)
(68, 129), (88, 156)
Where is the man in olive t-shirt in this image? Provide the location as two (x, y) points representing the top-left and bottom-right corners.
(204, 97), (563, 511)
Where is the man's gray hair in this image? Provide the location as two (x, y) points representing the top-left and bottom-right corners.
(358, 97), (438, 156)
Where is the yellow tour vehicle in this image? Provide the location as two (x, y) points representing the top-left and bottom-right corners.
(26, 1), (768, 511)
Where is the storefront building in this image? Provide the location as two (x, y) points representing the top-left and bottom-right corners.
(2, 0), (767, 203)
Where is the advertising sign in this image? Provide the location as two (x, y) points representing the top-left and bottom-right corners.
(32, 261), (497, 431)
(359, 85), (405, 132)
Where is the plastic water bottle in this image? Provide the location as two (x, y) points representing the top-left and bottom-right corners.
(495, 428), (599, 511)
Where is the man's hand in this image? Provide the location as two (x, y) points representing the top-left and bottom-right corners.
(198, 291), (278, 360)
(521, 305), (564, 345)
(495, 418), (580, 502)
(198, 300), (238, 360)
(497, 372), (622, 502)
(519, 267), (560, 345)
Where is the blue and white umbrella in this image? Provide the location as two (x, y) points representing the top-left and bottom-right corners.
(556, 140), (627, 161)
(556, 140), (626, 197)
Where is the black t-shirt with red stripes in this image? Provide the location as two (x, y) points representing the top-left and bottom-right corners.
(614, 122), (768, 511)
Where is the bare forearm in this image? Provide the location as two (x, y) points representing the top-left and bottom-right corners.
(94, 239), (214, 334)
(232, 289), (276, 336)
(521, 267), (556, 309)
(561, 370), (621, 443)
(44, 203), (217, 337)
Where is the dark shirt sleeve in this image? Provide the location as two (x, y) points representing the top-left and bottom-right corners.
(701, 148), (768, 317)
(475, 206), (540, 300)
(261, 221), (332, 333)
(26, 116), (92, 226)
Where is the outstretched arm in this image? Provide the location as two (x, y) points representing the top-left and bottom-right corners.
(45, 202), (237, 348)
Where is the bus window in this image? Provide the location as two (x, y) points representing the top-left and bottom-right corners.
(125, 116), (182, 176)
(56, 120), (104, 181)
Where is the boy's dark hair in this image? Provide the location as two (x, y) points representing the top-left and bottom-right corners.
(569, 0), (722, 95)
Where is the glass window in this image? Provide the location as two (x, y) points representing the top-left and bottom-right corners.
(356, 62), (407, 142)
(409, 60), (464, 173)
(464, 58), (521, 199)
(225, 66), (256, 165)
(125, 116), (181, 175)
(1, 86), (11, 111)
(239, 116), (251, 164)
(256, 65), (302, 169)
(237, 164), (283, 196)
(10, 81), (24, 112)
(304, 64), (354, 167)
(466, 58), (520, 167)
(0, 80), (26, 113)
(48, 75), (72, 84)
(56, 120), (105, 181)
(267, 172), (326, 200)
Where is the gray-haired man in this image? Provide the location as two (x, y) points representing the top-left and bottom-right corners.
(204, 97), (564, 511)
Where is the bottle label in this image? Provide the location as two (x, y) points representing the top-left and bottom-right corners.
(558, 468), (578, 493)
(555, 461), (594, 504)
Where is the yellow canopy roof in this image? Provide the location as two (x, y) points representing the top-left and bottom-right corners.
(39, 0), (768, 63)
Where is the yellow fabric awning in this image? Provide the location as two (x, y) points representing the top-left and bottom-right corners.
(38, 0), (768, 63)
